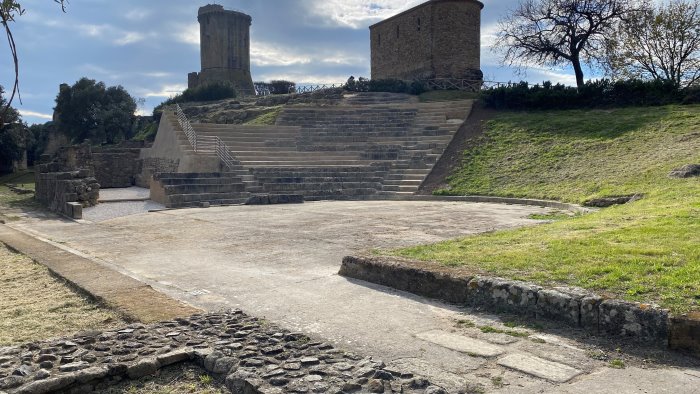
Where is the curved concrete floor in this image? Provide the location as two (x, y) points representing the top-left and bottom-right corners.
(10, 200), (700, 393)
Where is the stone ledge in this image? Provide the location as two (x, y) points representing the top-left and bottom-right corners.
(339, 256), (692, 353)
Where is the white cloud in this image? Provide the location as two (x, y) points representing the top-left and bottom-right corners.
(176, 23), (200, 46)
(125, 9), (152, 21)
(114, 31), (146, 46)
(256, 73), (349, 85)
(303, 0), (424, 29)
(19, 110), (52, 120)
(79, 64), (121, 80)
(77, 24), (110, 37)
(136, 84), (188, 98)
(142, 72), (174, 78)
(251, 42), (313, 67)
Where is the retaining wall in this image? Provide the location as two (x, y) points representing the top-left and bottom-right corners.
(339, 256), (699, 355)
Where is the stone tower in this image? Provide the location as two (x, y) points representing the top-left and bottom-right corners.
(188, 4), (255, 94)
(370, 0), (484, 82)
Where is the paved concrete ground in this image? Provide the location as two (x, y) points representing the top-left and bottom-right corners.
(98, 186), (151, 202)
(8, 200), (700, 393)
(84, 187), (164, 222)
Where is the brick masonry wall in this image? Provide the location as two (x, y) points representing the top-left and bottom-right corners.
(370, 0), (483, 81)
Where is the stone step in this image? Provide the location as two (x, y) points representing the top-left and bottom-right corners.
(239, 160), (395, 166)
(166, 192), (252, 205)
(255, 176), (385, 184)
(164, 183), (246, 194)
(383, 179), (423, 186)
(155, 172), (241, 180)
(382, 185), (420, 192)
(262, 182), (384, 192)
(276, 188), (380, 197)
(167, 197), (250, 209)
(159, 178), (243, 186)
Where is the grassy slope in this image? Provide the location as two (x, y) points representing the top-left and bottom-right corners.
(391, 105), (700, 313)
(0, 244), (124, 345)
(244, 105), (283, 125)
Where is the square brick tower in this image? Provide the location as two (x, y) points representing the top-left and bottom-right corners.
(370, 0), (484, 82)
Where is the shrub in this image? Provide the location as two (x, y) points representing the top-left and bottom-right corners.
(345, 77), (427, 95)
(181, 82), (237, 102)
(269, 80), (296, 95)
(482, 79), (685, 110)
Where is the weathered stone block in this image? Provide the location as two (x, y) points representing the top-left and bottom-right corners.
(66, 202), (82, 220)
(466, 277), (540, 316)
(536, 289), (581, 327)
(212, 356), (238, 375)
(598, 300), (669, 342)
(155, 348), (192, 367)
(669, 313), (700, 356)
(580, 295), (603, 332)
(126, 358), (159, 379)
(339, 256), (471, 304)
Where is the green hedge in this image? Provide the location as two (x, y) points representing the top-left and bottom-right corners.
(344, 77), (427, 95)
(482, 79), (700, 110)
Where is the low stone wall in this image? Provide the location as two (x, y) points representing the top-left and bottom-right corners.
(34, 145), (100, 219)
(340, 256), (675, 345)
(92, 145), (143, 189)
(0, 311), (439, 394)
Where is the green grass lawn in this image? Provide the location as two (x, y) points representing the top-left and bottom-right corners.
(0, 170), (39, 222)
(389, 105), (700, 314)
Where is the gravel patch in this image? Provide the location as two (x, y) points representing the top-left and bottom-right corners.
(99, 187), (150, 202)
(83, 201), (165, 222)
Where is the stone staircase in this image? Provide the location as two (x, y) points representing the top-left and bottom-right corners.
(167, 93), (472, 202)
(150, 172), (250, 209)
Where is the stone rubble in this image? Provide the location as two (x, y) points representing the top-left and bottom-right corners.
(0, 311), (440, 394)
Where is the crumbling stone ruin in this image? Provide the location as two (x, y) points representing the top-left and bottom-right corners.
(35, 144), (100, 219)
(370, 0), (484, 82)
(188, 4), (255, 95)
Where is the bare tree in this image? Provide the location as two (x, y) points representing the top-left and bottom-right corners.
(0, 0), (66, 125)
(496, 0), (638, 88)
(605, 0), (700, 87)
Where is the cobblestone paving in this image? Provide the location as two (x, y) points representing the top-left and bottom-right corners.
(0, 312), (435, 394)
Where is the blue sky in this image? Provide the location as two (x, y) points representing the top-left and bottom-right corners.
(1, 0), (582, 125)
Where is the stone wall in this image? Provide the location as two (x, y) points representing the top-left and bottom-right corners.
(370, 0), (483, 81)
(92, 144), (144, 189)
(34, 144), (99, 219)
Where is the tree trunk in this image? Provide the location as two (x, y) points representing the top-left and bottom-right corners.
(572, 57), (585, 89)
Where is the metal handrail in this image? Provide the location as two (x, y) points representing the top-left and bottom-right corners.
(292, 83), (345, 94)
(175, 104), (198, 151)
(173, 104), (239, 170)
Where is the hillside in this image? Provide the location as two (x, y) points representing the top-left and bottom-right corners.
(390, 104), (700, 313)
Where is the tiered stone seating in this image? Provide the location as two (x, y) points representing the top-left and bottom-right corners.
(151, 172), (250, 208)
(174, 93), (472, 201)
